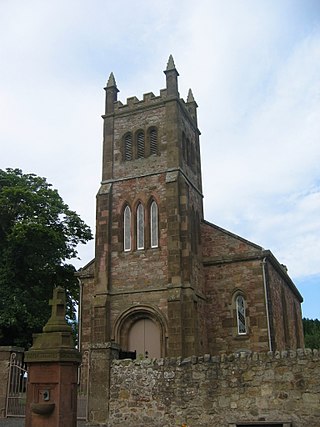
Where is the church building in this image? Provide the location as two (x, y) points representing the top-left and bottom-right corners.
(78, 55), (304, 365)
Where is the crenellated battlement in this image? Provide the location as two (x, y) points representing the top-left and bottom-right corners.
(113, 89), (167, 112)
(112, 88), (194, 114)
(105, 55), (197, 122)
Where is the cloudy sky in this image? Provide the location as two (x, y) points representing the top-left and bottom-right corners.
(1, 0), (319, 318)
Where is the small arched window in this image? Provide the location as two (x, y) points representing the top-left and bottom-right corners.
(236, 295), (247, 335)
(137, 203), (144, 250)
(137, 131), (145, 159)
(149, 128), (158, 155)
(124, 133), (133, 161)
(124, 205), (131, 251)
(150, 201), (158, 248)
(124, 133), (132, 161)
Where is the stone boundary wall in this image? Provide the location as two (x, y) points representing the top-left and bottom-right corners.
(108, 349), (320, 427)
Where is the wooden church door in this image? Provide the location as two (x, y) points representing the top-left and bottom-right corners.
(128, 318), (161, 359)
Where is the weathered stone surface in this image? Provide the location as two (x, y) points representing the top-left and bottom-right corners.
(24, 287), (81, 427)
(78, 57), (305, 425)
(108, 350), (320, 427)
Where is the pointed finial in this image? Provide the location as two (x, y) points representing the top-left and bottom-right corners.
(104, 72), (119, 113)
(107, 72), (117, 88)
(186, 88), (198, 122)
(187, 88), (195, 103)
(166, 54), (176, 71)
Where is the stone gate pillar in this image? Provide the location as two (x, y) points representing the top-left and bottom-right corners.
(24, 286), (81, 427)
(88, 342), (120, 424)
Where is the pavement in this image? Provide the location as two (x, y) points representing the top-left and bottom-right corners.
(0, 419), (87, 426)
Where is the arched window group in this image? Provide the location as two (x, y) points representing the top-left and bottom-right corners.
(123, 127), (158, 161)
(123, 200), (159, 252)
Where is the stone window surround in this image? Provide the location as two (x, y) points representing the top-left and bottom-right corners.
(123, 205), (131, 252)
(232, 290), (250, 339)
(124, 132), (133, 161)
(136, 203), (144, 250)
(150, 200), (158, 249)
(122, 199), (159, 252)
(236, 294), (247, 335)
(122, 126), (158, 161)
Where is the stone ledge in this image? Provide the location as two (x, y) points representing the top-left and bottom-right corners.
(112, 348), (319, 368)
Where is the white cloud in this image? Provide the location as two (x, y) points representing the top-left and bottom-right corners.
(1, 0), (319, 313)
(210, 37), (319, 276)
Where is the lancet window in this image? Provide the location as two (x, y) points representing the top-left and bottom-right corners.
(150, 201), (159, 248)
(124, 133), (133, 161)
(137, 131), (145, 159)
(236, 295), (247, 335)
(124, 205), (131, 251)
(149, 128), (158, 155)
(137, 203), (144, 250)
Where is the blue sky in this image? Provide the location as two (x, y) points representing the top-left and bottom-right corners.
(1, 0), (319, 318)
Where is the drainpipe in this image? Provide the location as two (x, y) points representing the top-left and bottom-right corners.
(77, 278), (83, 351)
(262, 257), (272, 351)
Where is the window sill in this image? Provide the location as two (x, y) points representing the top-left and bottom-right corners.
(234, 334), (250, 340)
(120, 246), (160, 255)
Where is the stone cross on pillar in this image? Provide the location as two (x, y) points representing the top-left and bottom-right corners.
(43, 286), (72, 333)
(25, 286), (82, 427)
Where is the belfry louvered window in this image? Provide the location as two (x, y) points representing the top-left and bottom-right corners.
(150, 201), (158, 248)
(124, 205), (131, 251)
(149, 128), (157, 155)
(136, 203), (144, 250)
(236, 295), (247, 334)
(124, 133), (132, 161)
(137, 131), (145, 158)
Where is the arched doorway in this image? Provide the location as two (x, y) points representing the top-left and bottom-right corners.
(113, 305), (167, 359)
(128, 318), (161, 359)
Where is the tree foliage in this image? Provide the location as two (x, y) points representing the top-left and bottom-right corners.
(0, 168), (92, 348)
(303, 318), (320, 349)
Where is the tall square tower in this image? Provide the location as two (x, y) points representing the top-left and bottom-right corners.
(91, 56), (205, 359)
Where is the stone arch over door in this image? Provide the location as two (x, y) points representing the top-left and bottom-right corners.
(113, 305), (168, 358)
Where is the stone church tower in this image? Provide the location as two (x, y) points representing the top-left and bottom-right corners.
(78, 56), (304, 422)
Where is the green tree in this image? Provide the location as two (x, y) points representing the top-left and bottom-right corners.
(0, 168), (92, 348)
(303, 318), (320, 349)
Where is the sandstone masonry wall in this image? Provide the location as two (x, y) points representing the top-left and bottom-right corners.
(267, 263), (304, 351)
(108, 349), (320, 427)
(201, 221), (270, 354)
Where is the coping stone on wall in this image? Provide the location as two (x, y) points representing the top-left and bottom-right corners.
(111, 348), (319, 369)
